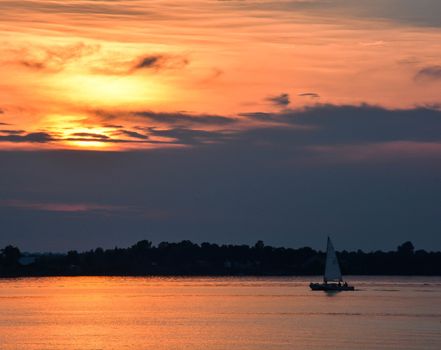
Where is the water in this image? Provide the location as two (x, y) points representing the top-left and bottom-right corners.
(0, 276), (440, 349)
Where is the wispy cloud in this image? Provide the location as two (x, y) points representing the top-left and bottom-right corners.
(0, 132), (54, 143)
(71, 132), (110, 140)
(130, 54), (188, 73)
(0, 0), (147, 16)
(0, 199), (172, 222)
(0, 199), (171, 220)
(12, 43), (188, 77)
(266, 93), (290, 107)
(146, 127), (234, 145)
(133, 55), (162, 69)
(91, 53), (189, 76)
(92, 109), (238, 127)
(0, 129), (25, 135)
(0, 108), (10, 126)
(117, 130), (149, 140)
(103, 124), (124, 129)
(2, 104), (441, 151)
(415, 65), (441, 82)
(298, 92), (320, 99)
(17, 42), (99, 72)
(0, 199), (127, 213)
(135, 111), (237, 126)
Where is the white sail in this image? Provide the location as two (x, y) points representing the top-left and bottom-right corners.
(324, 237), (342, 282)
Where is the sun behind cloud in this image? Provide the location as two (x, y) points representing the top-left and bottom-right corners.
(51, 74), (167, 108)
(41, 114), (112, 150)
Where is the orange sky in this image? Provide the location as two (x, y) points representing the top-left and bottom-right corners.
(1, 0), (440, 150)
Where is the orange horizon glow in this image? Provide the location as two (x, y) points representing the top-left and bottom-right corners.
(1, 1), (440, 150)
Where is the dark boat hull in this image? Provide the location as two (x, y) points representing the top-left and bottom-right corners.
(309, 283), (355, 291)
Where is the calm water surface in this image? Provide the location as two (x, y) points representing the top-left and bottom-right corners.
(0, 276), (440, 349)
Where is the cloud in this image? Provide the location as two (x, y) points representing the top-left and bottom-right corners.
(71, 132), (110, 140)
(22, 132), (54, 143)
(415, 65), (441, 81)
(199, 68), (224, 84)
(1, 104), (441, 252)
(0, 132), (54, 143)
(17, 42), (99, 72)
(2, 105), (441, 151)
(131, 104), (441, 148)
(147, 127), (233, 145)
(246, 104), (441, 145)
(103, 124), (124, 129)
(266, 93), (290, 107)
(397, 57), (420, 65)
(239, 112), (273, 121)
(118, 130), (149, 140)
(106, 110), (238, 126)
(0, 1), (147, 16)
(136, 111), (237, 126)
(0, 109), (10, 126)
(91, 53), (189, 76)
(131, 54), (188, 73)
(222, 0), (441, 27)
(0, 129), (25, 135)
(65, 136), (151, 145)
(0, 199), (170, 219)
(0, 129), (151, 145)
(133, 55), (162, 70)
(20, 60), (45, 70)
(298, 92), (320, 99)
(0, 199), (129, 213)
(0, 109), (9, 126)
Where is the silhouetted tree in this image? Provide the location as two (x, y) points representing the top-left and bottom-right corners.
(254, 240), (265, 250)
(1, 240), (440, 277)
(131, 240), (152, 251)
(397, 241), (414, 256)
(67, 250), (79, 265)
(1, 245), (21, 267)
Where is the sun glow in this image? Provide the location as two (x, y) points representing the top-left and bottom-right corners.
(51, 74), (167, 107)
(65, 135), (110, 150)
(42, 114), (116, 150)
(65, 129), (112, 149)
(2, 0), (441, 152)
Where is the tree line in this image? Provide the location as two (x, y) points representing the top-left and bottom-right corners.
(0, 240), (440, 277)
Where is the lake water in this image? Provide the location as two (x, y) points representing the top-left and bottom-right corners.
(0, 276), (440, 349)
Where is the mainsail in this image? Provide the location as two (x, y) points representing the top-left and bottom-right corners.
(324, 237), (342, 282)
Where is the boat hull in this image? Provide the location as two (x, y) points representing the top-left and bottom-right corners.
(309, 283), (355, 291)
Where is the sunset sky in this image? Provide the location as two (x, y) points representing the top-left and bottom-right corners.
(1, 1), (440, 251)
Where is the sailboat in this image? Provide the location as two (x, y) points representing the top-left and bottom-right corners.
(309, 237), (355, 291)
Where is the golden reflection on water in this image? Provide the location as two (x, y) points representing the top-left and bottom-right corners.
(0, 277), (440, 350)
